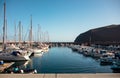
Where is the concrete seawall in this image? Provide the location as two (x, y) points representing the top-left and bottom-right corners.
(0, 74), (120, 78)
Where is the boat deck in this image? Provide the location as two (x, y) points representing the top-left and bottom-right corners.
(0, 62), (14, 72)
(0, 74), (120, 78)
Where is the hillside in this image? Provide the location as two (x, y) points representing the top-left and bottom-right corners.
(74, 25), (120, 45)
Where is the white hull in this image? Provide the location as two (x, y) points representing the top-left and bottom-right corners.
(42, 48), (49, 52)
(33, 49), (43, 54)
(34, 52), (43, 57)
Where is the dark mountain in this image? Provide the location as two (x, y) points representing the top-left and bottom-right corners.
(74, 24), (120, 45)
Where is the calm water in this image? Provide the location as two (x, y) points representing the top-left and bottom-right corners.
(10, 47), (113, 73)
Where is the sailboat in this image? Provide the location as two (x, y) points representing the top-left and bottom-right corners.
(28, 17), (43, 54)
(0, 2), (30, 61)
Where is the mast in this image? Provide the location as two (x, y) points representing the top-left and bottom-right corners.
(41, 31), (43, 43)
(37, 24), (40, 42)
(19, 21), (21, 45)
(46, 31), (49, 43)
(42, 32), (45, 43)
(44, 31), (46, 43)
(3, 2), (6, 50)
(39, 26), (42, 43)
(29, 15), (32, 47)
(22, 25), (23, 42)
(14, 21), (16, 44)
(6, 19), (7, 44)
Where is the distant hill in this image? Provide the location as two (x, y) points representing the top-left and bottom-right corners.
(74, 24), (120, 45)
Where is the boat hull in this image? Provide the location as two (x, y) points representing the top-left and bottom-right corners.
(33, 49), (43, 54)
(0, 53), (30, 62)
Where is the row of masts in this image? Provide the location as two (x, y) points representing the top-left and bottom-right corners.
(2, 2), (49, 50)
(12, 20), (49, 44)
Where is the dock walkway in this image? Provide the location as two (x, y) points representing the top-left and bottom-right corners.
(0, 62), (14, 72)
(0, 74), (120, 78)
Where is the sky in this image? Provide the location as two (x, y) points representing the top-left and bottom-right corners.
(0, 0), (120, 42)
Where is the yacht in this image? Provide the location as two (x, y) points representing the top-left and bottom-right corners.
(41, 44), (49, 52)
(33, 48), (43, 54)
(33, 44), (49, 54)
(6, 44), (20, 50)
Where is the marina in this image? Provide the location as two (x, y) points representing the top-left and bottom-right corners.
(0, 1), (120, 78)
(1, 46), (119, 74)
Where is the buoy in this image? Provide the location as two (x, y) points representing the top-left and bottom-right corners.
(0, 60), (4, 65)
(34, 69), (37, 73)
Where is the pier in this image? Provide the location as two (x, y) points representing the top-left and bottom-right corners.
(0, 74), (120, 78)
(0, 62), (14, 72)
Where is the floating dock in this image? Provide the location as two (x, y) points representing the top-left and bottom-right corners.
(0, 74), (120, 78)
(0, 62), (14, 72)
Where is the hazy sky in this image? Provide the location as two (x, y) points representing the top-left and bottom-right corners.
(0, 0), (120, 42)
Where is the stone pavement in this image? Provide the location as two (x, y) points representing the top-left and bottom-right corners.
(0, 73), (120, 78)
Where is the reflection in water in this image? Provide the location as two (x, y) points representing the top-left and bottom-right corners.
(8, 52), (44, 71)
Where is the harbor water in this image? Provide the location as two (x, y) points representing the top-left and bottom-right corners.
(9, 47), (113, 73)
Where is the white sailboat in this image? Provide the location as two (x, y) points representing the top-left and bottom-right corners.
(0, 2), (30, 61)
(29, 17), (43, 54)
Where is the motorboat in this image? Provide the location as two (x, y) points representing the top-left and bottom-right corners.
(100, 52), (114, 65)
(0, 50), (30, 61)
(111, 60), (120, 72)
